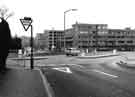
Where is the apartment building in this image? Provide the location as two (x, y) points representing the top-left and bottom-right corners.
(36, 30), (64, 52)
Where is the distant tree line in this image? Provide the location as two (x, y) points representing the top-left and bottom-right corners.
(10, 37), (22, 50)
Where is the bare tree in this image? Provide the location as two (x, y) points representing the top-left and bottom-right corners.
(0, 6), (14, 20)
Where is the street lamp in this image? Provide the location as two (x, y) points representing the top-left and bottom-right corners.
(64, 9), (77, 50)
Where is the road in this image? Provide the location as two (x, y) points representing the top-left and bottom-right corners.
(7, 55), (123, 67)
(38, 55), (135, 97)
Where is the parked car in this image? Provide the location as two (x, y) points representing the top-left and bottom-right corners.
(65, 48), (81, 56)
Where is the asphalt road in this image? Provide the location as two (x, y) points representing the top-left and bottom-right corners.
(7, 55), (122, 67)
(40, 55), (135, 97)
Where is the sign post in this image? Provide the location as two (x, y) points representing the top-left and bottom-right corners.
(20, 17), (34, 69)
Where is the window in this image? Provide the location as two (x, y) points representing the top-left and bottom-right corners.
(80, 31), (88, 34)
(98, 26), (101, 29)
(127, 40), (133, 43)
(118, 41), (124, 43)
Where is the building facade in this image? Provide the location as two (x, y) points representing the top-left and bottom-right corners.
(36, 33), (48, 49)
(36, 23), (135, 52)
(107, 28), (135, 51)
(65, 23), (108, 51)
(36, 30), (64, 52)
(65, 23), (135, 51)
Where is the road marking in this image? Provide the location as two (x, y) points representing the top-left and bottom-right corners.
(37, 69), (54, 97)
(74, 64), (86, 68)
(92, 69), (118, 78)
(37, 64), (67, 67)
(52, 67), (72, 74)
(36, 63), (80, 67)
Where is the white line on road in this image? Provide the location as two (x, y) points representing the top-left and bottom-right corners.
(37, 69), (54, 97)
(36, 63), (84, 67)
(92, 69), (118, 78)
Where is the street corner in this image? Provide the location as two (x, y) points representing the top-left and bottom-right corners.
(116, 60), (135, 69)
(113, 55), (135, 69)
(109, 55), (126, 64)
(101, 55), (127, 70)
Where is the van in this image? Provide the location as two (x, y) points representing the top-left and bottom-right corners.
(65, 48), (80, 56)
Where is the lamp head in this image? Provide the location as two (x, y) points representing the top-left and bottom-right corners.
(71, 9), (78, 11)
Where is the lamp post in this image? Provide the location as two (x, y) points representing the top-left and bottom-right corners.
(64, 9), (77, 50)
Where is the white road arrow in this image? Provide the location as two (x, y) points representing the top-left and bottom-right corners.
(52, 67), (72, 74)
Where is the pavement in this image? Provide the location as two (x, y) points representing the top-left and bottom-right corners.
(78, 51), (135, 69)
(112, 52), (135, 68)
(8, 56), (48, 60)
(77, 53), (120, 59)
(0, 68), (51, 97)
(116, 59), (135, 68)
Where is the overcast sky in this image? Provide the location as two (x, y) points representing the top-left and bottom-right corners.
(0, 0), (135, 37)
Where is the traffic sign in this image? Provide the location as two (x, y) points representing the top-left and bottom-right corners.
(20, 17), (34, 69)
(20, 17), (32, 31)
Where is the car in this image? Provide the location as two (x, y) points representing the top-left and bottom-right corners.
(65, 48), (81, 56)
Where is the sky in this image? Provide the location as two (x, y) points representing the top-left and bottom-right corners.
(0, 0), (135, 37)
